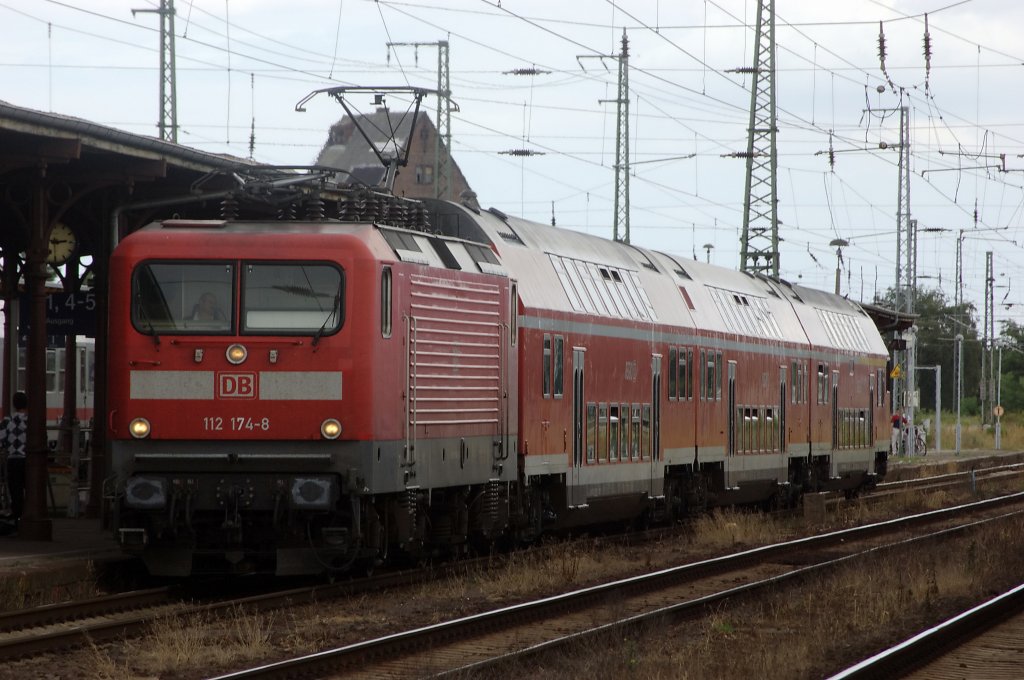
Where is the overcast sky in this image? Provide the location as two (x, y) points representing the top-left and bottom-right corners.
(3, 0), (1024, 330)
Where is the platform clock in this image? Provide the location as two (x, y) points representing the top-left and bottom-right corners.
(46, 223), (77, 265)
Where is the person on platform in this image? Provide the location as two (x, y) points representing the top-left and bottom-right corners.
(890, 408), (904, 456)
(0, 391), (28, 531)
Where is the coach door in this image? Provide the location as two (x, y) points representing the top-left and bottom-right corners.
(868, 371), (876, 449)
(727, 361), (737, 456)
(650, 354), (662, 498)
(779, 365), (787, 456)
(570, 347), (586, 507)
(831, 369), (840, 452)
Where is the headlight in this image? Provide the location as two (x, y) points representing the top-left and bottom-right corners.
(320, 418), (342, 439)
(290, 476), (337, 510)
(129, 417), (151, 439)
(226, 343), (248, 364)
(125, 476), (167, 509)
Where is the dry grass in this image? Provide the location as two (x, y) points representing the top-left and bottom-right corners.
(924, 412), (1024, 451)
(84, 605), (275, 678)
(504, 515), (1024, 680)
(55, 476), (1024, 679)
(688, 508), (787, 551)
(436, 539), (631, 606)
(0, 562), (103, 612)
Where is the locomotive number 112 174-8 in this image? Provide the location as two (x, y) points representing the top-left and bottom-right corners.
(202, 416), (272, 432)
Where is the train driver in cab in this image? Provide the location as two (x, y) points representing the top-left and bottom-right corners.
(191, 292), (226, 324)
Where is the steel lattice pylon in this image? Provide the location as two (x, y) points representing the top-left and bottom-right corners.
(740, 0), (778, 277)
(434, 41), (452, 201)
(982, 251), (994, 423)
(891, 105), (912, 415)
(612, 30), (630, 244)
(387, 41), (453, 200)
(133, 0), (178, 143)
(895, 106), (912, 315)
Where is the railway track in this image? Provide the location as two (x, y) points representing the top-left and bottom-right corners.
(3, 463), (1019, 665)
(0, 566), (442, 661)
(208, 490), (1024, 679)
(876, 461), (1024, 493)
(832, 581), (1024, 679)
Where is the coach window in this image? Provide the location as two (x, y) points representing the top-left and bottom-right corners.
(715, 351), (723, 400)
(641, 404), (652, 459)
(543, 335), (552, 398)
(242, 263), (343, 335)
(133, 262), (235, 335)
(598, 403), (609, 462)
(510, 283), (518, 346)
(685, 349), (694, 399)
(79, 346), (92, 397)
(46, 349), (62, 393)
(668, 347), (678, 400)
(553, 336), (564, 398)
(609, 405), (620, 462)
(16, 348), (25, 391)
(801, 362), (809, 403)
(621, 402), (629, 456)
(586, 404), (597, 463)
(381, 266), (392, 338)
(705, 352), (716, 401)
(626, 403), (634, 462)
(699, 349), (707, 400)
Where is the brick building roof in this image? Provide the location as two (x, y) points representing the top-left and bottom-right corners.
(316, 109), (473, 201)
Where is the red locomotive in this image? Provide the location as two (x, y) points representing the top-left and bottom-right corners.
(108, 191), (889, 576)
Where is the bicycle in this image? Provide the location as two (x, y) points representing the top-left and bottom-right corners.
(902, 425), (927, 456)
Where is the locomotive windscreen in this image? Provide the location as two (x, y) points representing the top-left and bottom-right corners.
(241, 263), (343, 333)
(132, 262), (234, 334)
(130, 261), (344, 335)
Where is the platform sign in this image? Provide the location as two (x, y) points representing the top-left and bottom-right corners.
(18, 291), (97, 338)
(16, 334), (67, 348)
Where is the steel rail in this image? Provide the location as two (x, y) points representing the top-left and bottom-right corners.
(878, 461), (1024, 491)
(0, 587), (172, 634)
(208, 491), (1024, 680)
(828, 581), (1024, 679)
(448, 510), (1024, 680)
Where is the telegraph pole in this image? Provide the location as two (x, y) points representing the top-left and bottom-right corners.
(133, 0), (178, 143)
(736, 0), (779, 277)
(386, 41), (453, 200)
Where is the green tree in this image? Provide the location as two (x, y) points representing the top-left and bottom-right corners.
(997, 320), (1024, 414)
(875, 286), (980, 412)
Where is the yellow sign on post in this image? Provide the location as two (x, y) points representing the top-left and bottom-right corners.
(890, 364), (902, 379)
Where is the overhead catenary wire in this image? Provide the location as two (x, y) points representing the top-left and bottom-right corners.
(5, 0), (1024, 296)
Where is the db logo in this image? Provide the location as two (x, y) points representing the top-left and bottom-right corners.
(218, 372), (257, 399)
